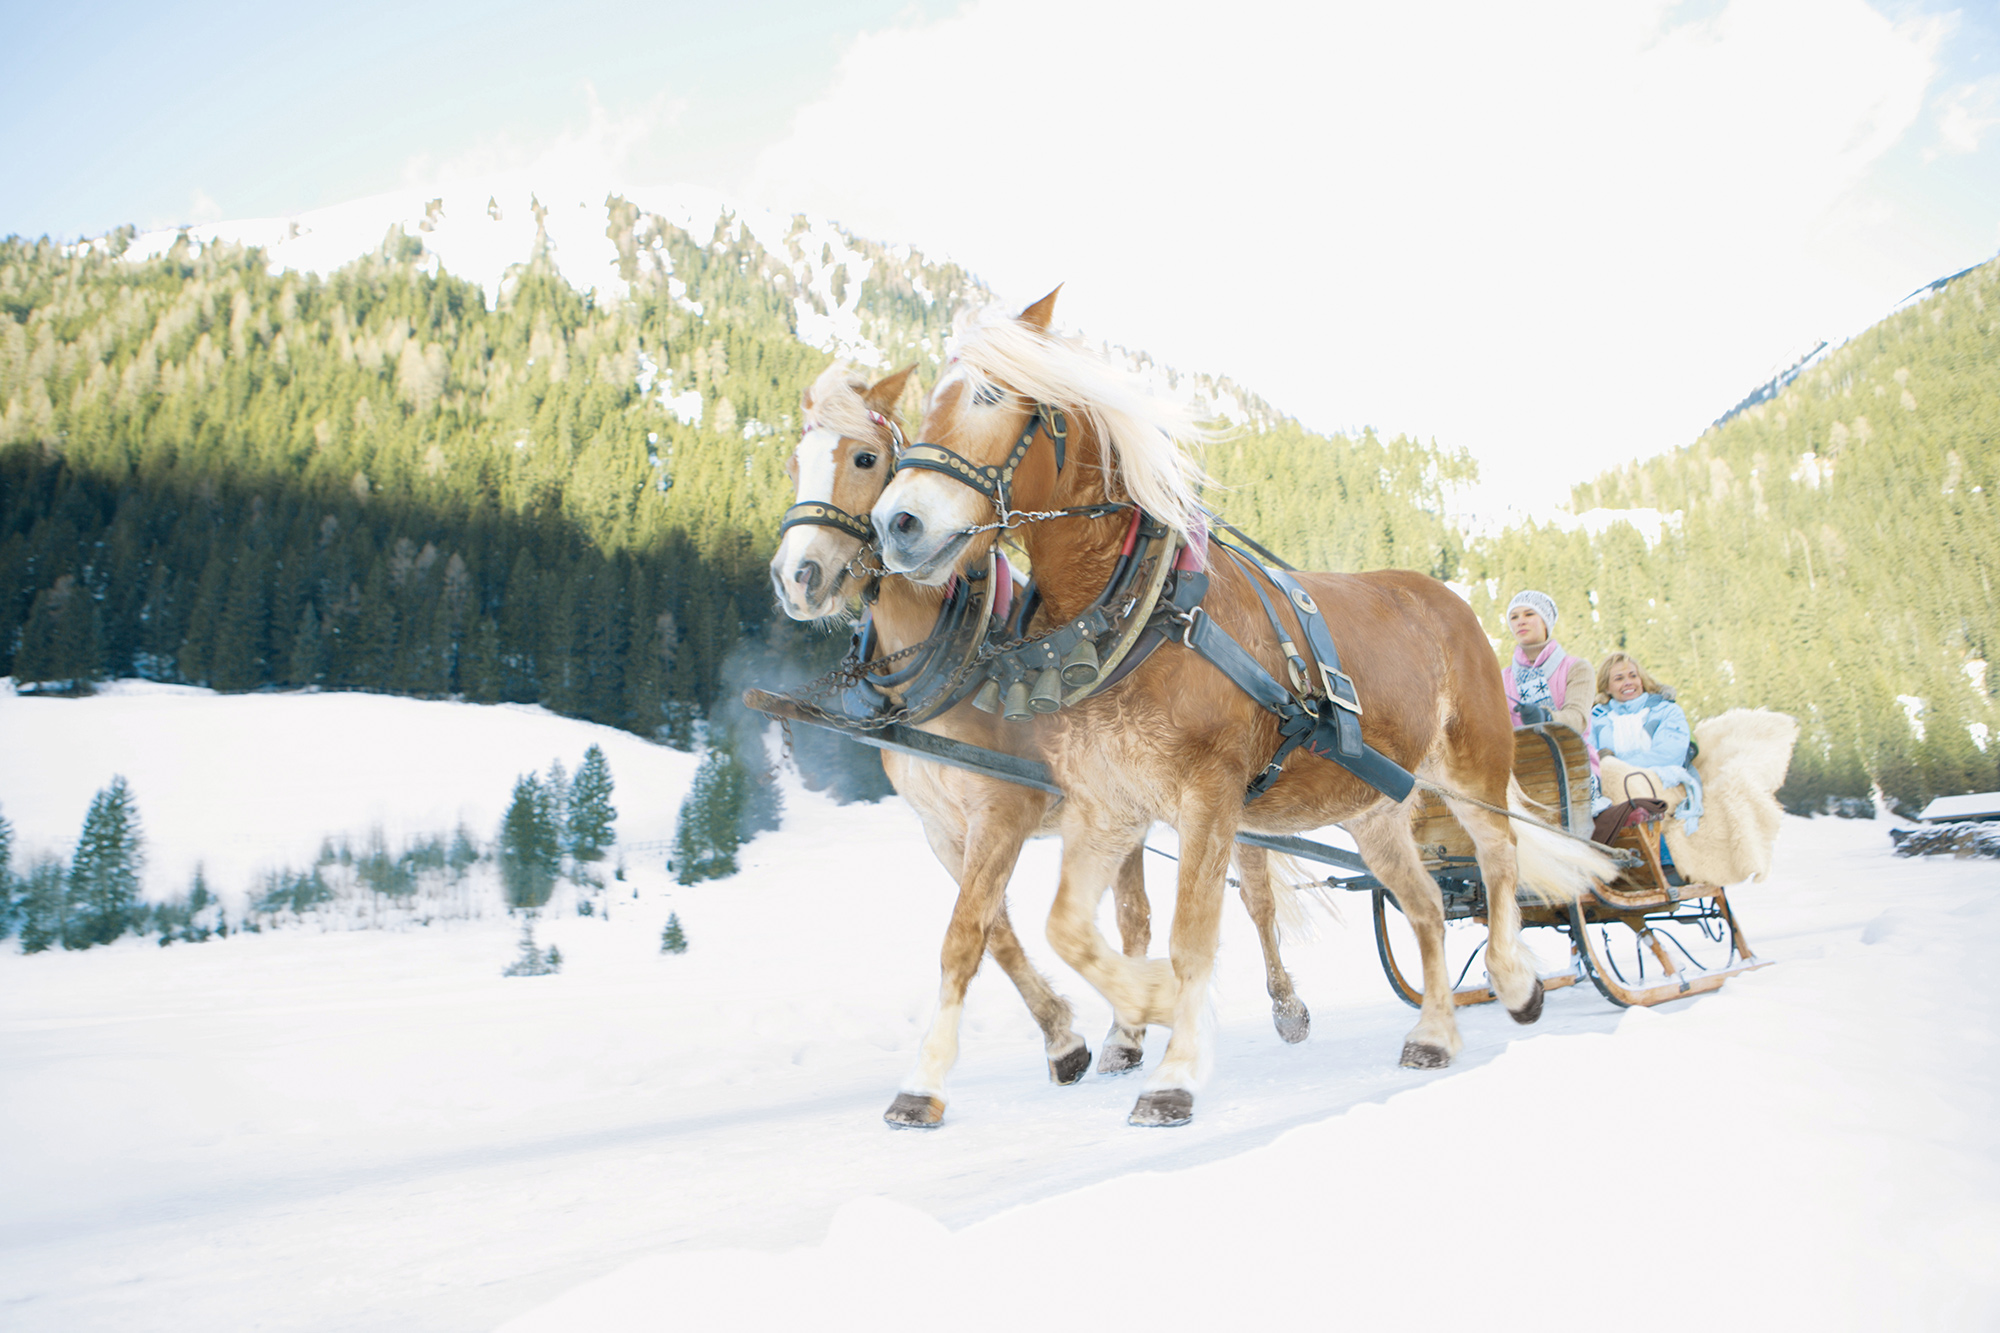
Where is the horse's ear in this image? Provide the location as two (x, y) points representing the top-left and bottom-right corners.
(1019, 286), (1062, 331)
(865, 364), (916, 416)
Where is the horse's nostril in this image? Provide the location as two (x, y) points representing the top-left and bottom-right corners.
(794, 560), (822, 596)
(891, 511), (923, 539)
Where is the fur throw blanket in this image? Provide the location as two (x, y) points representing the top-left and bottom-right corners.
(1599, 709), (1799, 887)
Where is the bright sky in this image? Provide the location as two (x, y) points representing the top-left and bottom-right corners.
(4, 0), (1997, 512)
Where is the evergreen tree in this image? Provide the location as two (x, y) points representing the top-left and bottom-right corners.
(65, 775), (144, 948)
(672, 744), (748, 884)
(18, 856), (68, 954)
(659, 911), (688, 954)
(501, 916), (560, 975)
(0, 805), (14, 940)
(544, 759), (572, 850)
(566, 744), (618, 860)
(498, 773), (560, 908)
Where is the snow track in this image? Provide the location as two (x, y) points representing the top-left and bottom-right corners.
(1, 688), (1995, 1330)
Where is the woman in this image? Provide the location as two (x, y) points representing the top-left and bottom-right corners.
(1501, 591), (1594, 740)
(1591, 652), (1704, 835)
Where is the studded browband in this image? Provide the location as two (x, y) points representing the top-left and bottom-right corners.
(892, 403), (1068, 516)
(776, 411), (907, 544)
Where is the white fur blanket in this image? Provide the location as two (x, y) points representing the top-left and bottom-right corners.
(1601, 709), (1799, 887)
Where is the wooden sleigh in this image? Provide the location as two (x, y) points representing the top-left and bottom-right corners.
(1358, 724), (1768, 1009)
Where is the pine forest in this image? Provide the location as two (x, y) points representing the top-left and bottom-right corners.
(2, 201), (1994, 813)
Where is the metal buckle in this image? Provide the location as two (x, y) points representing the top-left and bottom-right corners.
(1323, 666), (1363, 715)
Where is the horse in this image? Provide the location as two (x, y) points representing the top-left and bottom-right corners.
(870, 290), (1614, 1126)
(767, 362), (1313, 1127)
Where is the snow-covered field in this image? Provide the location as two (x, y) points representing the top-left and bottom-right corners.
(1, 685), (1995, 1331)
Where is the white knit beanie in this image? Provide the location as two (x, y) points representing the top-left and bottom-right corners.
(1507, 589), (1558, 630)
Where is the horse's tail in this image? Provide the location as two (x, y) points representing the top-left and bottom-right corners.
(1265, 850), (1342, 938)
(1508, 775), (1616, 904)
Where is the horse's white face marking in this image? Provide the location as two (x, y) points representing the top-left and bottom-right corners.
(772, 426), (859, 620)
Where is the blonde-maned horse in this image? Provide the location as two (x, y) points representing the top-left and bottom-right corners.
(871, 291), (1614, 1126)
(769, 362), (1312, 1127)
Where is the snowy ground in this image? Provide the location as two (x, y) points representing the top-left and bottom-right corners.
(1, 686), (1995, 1331)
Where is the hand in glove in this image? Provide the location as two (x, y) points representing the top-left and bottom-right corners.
(1516, 702), (1550, 726)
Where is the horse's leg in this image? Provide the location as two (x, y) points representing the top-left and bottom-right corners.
(888, 793), (1054, 1128)
(984, 902), (1092, 1083)
(1130, 784), (1237, 1127)
(1349, 801), (1464, 1068)
(1098, 844), (1152, 1075)
(1236, 848), (1309, 1044)
(1442, 790), (1544, 1023)
(1046, 825), (1176, 1038)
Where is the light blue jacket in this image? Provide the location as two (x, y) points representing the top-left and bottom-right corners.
(1589, 694), (1705, 835)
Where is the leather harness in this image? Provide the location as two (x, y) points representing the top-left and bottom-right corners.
(783, 398), (1417, 806)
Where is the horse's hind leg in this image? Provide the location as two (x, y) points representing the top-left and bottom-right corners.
(985, 904), (1091, 1083)
(1350, 803), (1463, 1068)
(1443, 794), (1542, 1023)
(1236, 848), (1309, 1043)
(1099, 844), (1152, 1075)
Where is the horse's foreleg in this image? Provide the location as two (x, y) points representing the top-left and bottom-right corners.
(984, 903), (1091, 1083)
(888, 805), (1044, 1129)
(1098, 844), (1152, 1075)
(1351, 804), (1464, 1068)
(1130, 787), (1236, 1127)
(1236, 848), (1309, 1044)
(1046, 829), (1175, 1036)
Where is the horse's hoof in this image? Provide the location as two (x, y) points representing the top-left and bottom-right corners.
(1399, 1041), (1452, 1069)
(1049, 1042), (1092, 1086)
(1507, 977), (1546, 1026)
(1273, 996), (1311, 1045)
(1128, 1089), (1194, 1127)
(1097, 1042), (1144, 1076)
(884, 1092), (946, 1128)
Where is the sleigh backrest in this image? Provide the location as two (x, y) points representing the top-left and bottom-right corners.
(1408, 723), (1594, 865)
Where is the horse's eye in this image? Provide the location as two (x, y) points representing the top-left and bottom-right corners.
(972, 382), (1005, 407)
(854, 452), (877, 470)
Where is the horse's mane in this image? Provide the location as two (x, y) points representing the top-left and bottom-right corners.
(945, 306), (1214, 541)
(803, 361), (894, 440)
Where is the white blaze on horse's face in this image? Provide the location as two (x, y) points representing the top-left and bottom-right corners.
(871, 367), (1014, 585)
(771, 426), (870, 621)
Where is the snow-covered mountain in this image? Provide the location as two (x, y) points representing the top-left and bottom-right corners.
(109, 174), (1276, 426)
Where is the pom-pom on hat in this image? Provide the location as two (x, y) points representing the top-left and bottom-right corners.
(1507, 589), (1558, 630)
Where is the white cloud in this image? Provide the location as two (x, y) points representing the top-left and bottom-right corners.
(400, 85), (686, 198)
(1928, 77), (2000, 159)
(750, 0), (1941, 510)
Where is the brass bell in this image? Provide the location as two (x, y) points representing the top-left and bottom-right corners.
(1028, 667), (1064, 714)
(1059, 637), (1100, 688)
(1002, 679), (1034, 722)
(970, 678), (1003, 714)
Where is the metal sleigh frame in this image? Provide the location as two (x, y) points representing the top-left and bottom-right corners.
(782, 710), (1766, 1012)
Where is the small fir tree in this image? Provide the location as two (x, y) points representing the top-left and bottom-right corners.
(0, 805), (15, 939)
(501, 916), (559, 976)
(66, 775), (144, 948)
(659, 912), (688, 954)
(566, 744), (618, 860)
(544, 760), (571, 849)
(672, 745), (747, 884)
(498, 774), (561, 909)
(18, 857), (68, 954)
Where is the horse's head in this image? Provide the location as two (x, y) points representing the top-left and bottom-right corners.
(871, 290), (1069, 584)
(770, 362), (915, 620)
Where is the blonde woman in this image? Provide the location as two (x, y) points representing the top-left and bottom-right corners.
(1590, 652), (1704, 834)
